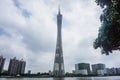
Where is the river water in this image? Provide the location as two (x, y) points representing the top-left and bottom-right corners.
(1, 76), (120, 80)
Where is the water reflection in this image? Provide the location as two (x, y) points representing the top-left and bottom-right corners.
(76, 77), (114, 80)
(0, 78), (25, 80)
(92, 77), (111, 80)
(1, 77), (120, 80)
(53, 78), (64, 80)
(76, 77), (92, 80)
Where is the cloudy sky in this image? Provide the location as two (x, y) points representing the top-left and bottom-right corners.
(0, 0), (120, 73)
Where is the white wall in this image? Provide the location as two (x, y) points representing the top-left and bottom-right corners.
(75, 69), (88, 75)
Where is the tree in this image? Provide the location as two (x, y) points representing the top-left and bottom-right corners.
(93, 0), (120, 55)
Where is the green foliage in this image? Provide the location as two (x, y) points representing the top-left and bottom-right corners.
(94, 0), (120, 55)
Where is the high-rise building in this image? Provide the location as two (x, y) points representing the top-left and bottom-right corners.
(17, 59), (26, 74)
(53, 7), (65, 77)
(8, 57), (26, 75)
(92, 63), (106, 75)
(75, 63), (91, 75)
(8, 57), (19, 75)
(0, 56), (5, 74)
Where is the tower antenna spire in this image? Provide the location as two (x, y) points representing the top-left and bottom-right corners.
(58, 5), (60, 14)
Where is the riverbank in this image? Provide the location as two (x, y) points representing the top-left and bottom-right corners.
(0, 75), (120, 78)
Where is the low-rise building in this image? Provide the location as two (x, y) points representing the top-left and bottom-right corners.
(75, 63), (91, 75)
(116, 68), (120, 74)
(92, 63), (106, 75)
(106, 67), (120, 75)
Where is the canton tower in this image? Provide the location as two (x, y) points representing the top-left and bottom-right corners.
(53, 7), (65, 77)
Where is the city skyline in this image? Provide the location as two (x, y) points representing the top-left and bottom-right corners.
(0, 0), (120, 73)
(1, 55), (120, 75)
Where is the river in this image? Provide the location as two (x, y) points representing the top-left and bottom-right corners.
(1, 76), (120, 80)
